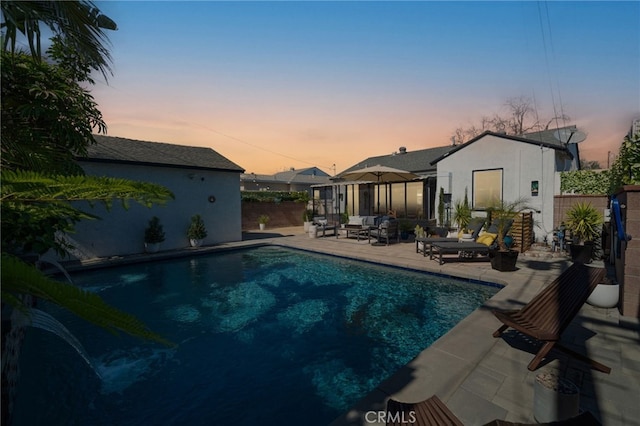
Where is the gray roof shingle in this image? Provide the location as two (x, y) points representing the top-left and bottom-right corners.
(81, 135), (244, 172)
(340, 145), (454, 176)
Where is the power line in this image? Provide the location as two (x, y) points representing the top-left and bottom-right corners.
(188, 121), (336, 171)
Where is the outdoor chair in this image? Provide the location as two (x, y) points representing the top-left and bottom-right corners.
(416, 218), (485, 256)
(483, 411), (600, 426)
(386, 395), (600, 426)
(370, 219), (399, 245)
(386, 395), (463, 426)
(492, 263), (610, 373)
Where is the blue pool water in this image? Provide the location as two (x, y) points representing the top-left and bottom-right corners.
(14, 247), (499, 425)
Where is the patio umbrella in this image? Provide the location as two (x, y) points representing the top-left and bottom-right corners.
(339, 165), (418, 215)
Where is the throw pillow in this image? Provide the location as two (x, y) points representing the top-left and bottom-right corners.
(476, 233), (497, 246)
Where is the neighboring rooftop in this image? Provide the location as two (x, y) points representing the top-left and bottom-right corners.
(241, 167), (332, 185)
(80, 135), (244, 172)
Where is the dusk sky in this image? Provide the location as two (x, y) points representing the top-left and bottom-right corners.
(92, 1), (639, 175)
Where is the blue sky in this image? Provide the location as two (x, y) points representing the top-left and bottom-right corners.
(93, 1), (640, 174)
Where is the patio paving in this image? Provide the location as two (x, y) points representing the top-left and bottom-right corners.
(64, 226), (640, 425)
(253, 227), (640, 426)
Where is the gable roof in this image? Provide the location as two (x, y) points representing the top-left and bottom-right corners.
(430, 128), (576, 165)
(339, 145), (455, 177)
(80, 135), (244, 172)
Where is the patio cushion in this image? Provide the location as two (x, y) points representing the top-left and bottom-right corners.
(477, 233), (497, 246)
(348, 216), (363, 225)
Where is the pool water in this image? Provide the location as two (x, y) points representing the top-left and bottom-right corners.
(14, 247), (499, 425)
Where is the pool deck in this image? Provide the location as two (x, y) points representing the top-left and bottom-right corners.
(65, 227), (640, 425)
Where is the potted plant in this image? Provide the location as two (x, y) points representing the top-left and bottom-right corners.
(302, 209), (314, 232)
(452, 189), (472, 237)
(565, 202), (603, 264)
(533, 371), (580, 423)
(258, 214), (270, 230)
(399, 219), (413, 241)
(487, 198), (530, 272)
(187, 214), (207, 247)
(144, 216), (165, 253)
(340, 212), (349, 228)
(586, 270), (619, 308)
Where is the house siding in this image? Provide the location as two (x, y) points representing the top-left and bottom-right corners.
(435, 134), (572, 240)
(69, 162), (242, 258)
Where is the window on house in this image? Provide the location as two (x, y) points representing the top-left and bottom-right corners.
(473, 169), (503, 208)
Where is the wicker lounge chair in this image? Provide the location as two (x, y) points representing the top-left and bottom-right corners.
(492, 263), (610, 373)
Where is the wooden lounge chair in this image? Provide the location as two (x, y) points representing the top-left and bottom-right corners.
(492, 263), (610, 373)
(386, 395), (463, 426)
(483, 411), (600, 426)
(386, 395), (600, 426)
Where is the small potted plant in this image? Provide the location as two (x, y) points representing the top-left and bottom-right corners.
(302, 209), (314, 232)
(399, 219), (413, 241)
(565, 202), (603, 264)
(187, 214), (207, 247)
(340, 212), (349, 228)
(258, 214), (270, 230)
(487, 198), (530, 272)
(452, 197), (472, 237)
(144, 216), (165, 253)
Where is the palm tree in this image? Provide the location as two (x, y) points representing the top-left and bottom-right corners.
(1, 0), (117, 80)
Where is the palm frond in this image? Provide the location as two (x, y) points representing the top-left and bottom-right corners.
(1, 169), (175, 207)
(2, 254), (173, 346)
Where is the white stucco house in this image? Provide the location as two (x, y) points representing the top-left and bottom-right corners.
(69, 135), (244, 258)
(431, 128), (580, 241)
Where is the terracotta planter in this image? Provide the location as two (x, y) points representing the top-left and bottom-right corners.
(489, 249), (519, 272)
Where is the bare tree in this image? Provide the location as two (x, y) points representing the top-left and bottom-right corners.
(451, 96), (570, 144)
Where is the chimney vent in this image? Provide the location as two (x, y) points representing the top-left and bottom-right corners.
(398, 146), (407, 154)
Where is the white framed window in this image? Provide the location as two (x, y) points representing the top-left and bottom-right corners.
(473, 169), (503, 208)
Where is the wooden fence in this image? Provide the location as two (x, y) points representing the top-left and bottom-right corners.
(512, 212), (534, 253)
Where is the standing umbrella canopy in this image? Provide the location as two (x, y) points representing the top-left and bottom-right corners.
(339, 165), (418, 215)
(339, 165), (418, 183)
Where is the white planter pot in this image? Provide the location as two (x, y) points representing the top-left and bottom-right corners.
(587, 283), (620, 308)
(189, 239), (202, 248)
(303, 221), (311, 232)
(534, 372), (579, 423)
(259, 223), (266, 231)
(308, 225), (317, 238)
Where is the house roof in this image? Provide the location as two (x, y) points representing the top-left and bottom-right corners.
(339, 145), (455, 177)
(80, 135), (244, 172)
(430, 128), (577, 165)
(241, 167), (331, 185)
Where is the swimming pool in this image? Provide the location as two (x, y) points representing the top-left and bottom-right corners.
(14, 246), (499, 425)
